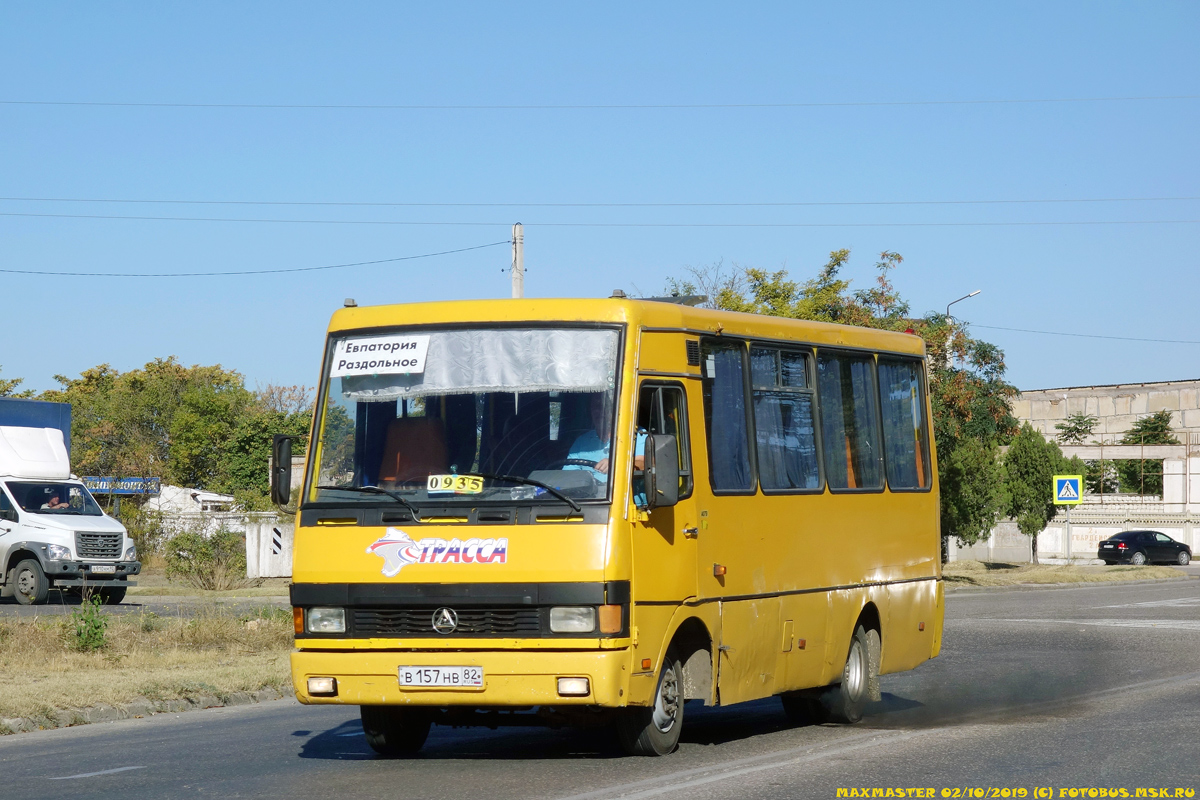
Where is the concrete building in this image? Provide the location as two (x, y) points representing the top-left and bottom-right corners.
(1014, 378), (1200, 440)
(950, 379), (1200, 563)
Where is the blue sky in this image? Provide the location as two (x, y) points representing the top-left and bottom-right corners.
(1, 2), (1196, 394)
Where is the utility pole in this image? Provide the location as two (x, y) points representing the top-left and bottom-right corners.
(511, 223), (524, 298)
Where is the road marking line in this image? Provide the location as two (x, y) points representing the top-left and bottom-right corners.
(49, 766), (146, 780)
(1098, 597), (1200, 608)
(978, 618), (1200, 631)
(553, 731), (920, 800)
(553, 669), (1200, 800)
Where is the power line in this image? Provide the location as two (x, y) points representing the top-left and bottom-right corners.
(1, 210), (1199, 228)
(1, 95), (1197, 111)
(972, 324), (1200, 346)
(0, 240), (510, 278)
(2, 195), (1198, 209)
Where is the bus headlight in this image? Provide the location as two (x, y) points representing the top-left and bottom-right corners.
(549, 607), (596, 633)
(307, 607), (346, 634)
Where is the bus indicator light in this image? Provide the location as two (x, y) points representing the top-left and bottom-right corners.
(713, 564), (727, 577)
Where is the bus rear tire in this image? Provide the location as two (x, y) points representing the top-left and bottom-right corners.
(360, 706), (431, 757)
(617, 651), (683, 756)
(823, 624), (875, 724)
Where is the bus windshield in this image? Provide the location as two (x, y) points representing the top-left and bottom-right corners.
(310, 327), (621, 506)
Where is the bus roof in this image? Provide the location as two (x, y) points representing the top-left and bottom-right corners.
(327, 297), (926, 357)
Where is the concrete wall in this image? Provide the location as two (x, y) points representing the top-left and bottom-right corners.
(1014, 379), (1200, 440)
(949, 511), (1198, 564)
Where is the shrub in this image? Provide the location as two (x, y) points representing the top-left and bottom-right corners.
(67, 594), (109, 652)
(164, 527), (256, 590)
(117, 503), (170, 560)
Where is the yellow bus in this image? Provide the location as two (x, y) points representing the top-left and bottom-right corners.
(275, 296), (943, 757)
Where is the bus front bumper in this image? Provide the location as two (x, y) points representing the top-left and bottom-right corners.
(292, 647), (632, 707)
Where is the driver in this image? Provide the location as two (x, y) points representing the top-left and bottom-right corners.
(41, 492), (70, 510)
(564, 394), (644, 484)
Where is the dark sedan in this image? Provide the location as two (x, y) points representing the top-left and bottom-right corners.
(1098, 530), (1191, 566)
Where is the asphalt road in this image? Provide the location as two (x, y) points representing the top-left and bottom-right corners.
(0, 591), (289, 618)
(2, 577), (1198, 800)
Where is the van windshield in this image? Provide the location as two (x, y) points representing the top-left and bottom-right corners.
(310, 327), (621, 506)
(6, 481), (104, 516)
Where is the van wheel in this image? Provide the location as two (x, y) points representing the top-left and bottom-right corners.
(617, 650), (684, 756)
(360, 706), (431, 757)
(822, 625), (875, 724)
(96, 586), (127, 605)
(12, 559), (50, 605)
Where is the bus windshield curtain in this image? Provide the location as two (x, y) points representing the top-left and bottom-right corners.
(878, 359), (927, 488)
(707, 346), (752, 491)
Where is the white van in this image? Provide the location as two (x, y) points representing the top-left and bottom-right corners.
(0, 424), (140, 605)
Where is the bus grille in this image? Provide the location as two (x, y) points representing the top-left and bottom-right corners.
(75, 531), (122, 560)
(352, 607), (541, 637)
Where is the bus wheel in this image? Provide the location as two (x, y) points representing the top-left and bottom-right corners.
(617, 650), (683, 756)
(360, 706), (431, 757)
(823, 625), (875, 724)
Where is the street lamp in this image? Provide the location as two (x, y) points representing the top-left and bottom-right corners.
(945, 290), (981, 320)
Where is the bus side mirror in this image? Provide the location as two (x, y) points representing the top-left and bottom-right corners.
(271, 435), (295, 506)
(644, 433), (679, 510)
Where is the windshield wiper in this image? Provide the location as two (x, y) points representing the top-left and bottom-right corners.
(316, 485), (420, 517)
(471, 473), (582, 512)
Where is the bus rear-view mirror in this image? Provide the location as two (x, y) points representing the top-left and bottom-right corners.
(645, 433), (679, 510)
(271, 435), (295, 506)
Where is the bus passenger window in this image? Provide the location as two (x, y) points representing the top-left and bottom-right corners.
(701, 342), (753, 492)
(878, 358), (929, 489)
(816, 352), (883, 491)
(749, 347), (820, 491)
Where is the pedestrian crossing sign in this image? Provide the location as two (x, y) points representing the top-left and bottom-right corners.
(1054, 475), (1083, 505)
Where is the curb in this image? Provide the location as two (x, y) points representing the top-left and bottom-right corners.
(944, 574), (1195, 594)
(0, 687), (294, 736)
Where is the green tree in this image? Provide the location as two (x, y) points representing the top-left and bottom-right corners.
(0, 366), (34, 398)
(1115, 410), (1178, 497)
(939, 438), (1005, 547)
(1053, 413), (1116, 494)
(41, 358), (256, 490)
(664, 251), (1019, 550)
(1055, 413), (1097, 445)
(1003, 424), (1064, 563)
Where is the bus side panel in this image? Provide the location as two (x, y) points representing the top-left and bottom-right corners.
(881, 579), (939, 674)
(774, 592), (831, 692)
(716, 597), (781, 705)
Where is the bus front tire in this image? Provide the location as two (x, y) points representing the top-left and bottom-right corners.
(617, 651), (684, 756)
(360, 705), (431, 757)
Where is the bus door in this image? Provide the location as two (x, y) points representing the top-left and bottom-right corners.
(630, 381), (699, 665)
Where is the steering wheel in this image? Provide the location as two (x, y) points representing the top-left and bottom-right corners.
(553, 458), (600, 469)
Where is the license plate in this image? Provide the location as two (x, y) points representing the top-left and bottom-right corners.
(1101, 544), (1114, 549)
(91, 565), (116, 574)
(398, 666), (483, 688)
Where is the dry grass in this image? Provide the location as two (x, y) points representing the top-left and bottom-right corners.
(943, 560), (1185, 587)
(127, 566), (289, 597)
(0, 605), (293, 722)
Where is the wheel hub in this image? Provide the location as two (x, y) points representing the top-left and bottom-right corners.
(651, 665), (680, 733)
(16, 569), (35, 596)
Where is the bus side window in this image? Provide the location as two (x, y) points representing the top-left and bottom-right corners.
(816, 351), (883, 491)
(700, 342), (754, 493)
(877, 358), (930, 489)
(635, 385), (693, 501)
(749, 346), (820, 491)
